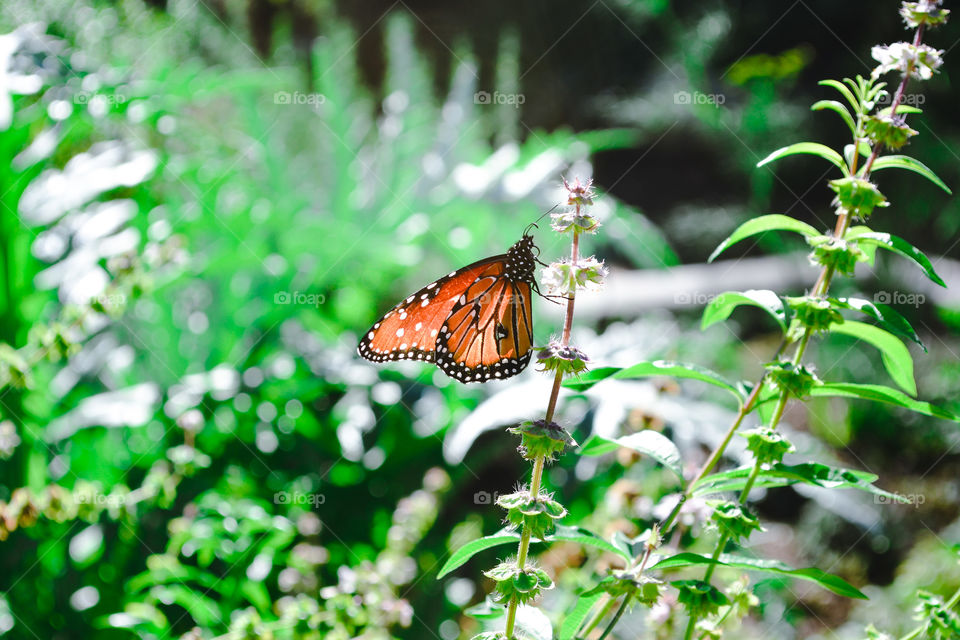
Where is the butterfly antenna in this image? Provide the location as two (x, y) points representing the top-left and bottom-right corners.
(523, 204), (560, 236)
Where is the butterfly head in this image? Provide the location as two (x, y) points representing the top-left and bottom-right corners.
(506, 233), (537, 283)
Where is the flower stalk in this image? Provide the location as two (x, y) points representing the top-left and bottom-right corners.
(496, 178), (606, 640)
(679, 6), (946, 638)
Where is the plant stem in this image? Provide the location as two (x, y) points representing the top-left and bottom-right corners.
(580, 597), (619, 639)
(596, 595), (629, 640)
(505, 222), (582, 639)
(685, 23), (929, 638)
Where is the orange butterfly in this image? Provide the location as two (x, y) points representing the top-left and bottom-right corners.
(358, 233), (538, 383)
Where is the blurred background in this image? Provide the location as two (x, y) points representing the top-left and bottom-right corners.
(0, 0), (958, 638)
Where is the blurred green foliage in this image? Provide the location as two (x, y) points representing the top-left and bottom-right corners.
(0, 0), (957, 639)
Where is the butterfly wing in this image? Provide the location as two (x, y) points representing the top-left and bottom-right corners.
(436, 271), (534, 383)
(357, 257), (507, 364)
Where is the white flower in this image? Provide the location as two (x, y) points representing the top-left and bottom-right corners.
(872, 42), (945, 80)
(540, 256), (609, 296)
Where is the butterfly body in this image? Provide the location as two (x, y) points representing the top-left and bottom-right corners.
(358, 234), (538, 383)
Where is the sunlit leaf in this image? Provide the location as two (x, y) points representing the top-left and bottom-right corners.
(650, 552), (866, 599)
(831, 297), (924, 349)
(853, 232), (946, 287)
(757, 142), (848, 173)
(709, 214), (820, 262)
(691, 462), (906, 504)
(811, 99), (856, 136)
(579, 431), (684, 482)
(828, 321), (916, 396)
(558, 592), (604, 640)
(810, 383), (960, 422)
(702, 289), (791, 332)
(869, 155), (951, 194)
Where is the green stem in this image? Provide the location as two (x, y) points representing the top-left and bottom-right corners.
(579, 596), (619, 639)
(504, 452), (546, 639)
(505, 220), (582, 639)
(596, 595), (629, 640)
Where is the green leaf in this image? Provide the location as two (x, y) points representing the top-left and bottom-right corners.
(579, 431), (684, 482)
(831, 297), (924, 349)
(819, 79), (859, 113)
(558, 592), (604, 640)
(828, 321), (916, 396)
(702, 289), (790, 332)
(650, 552), (866, 599)
(718, 554), (867, 600)
(563, 366), (621, 392)
(810, 383), (960, 422)
(438, 525), (630, 579)
(853, 232), (946, 287)
(618, 361), (744, 402)
(691, 462), (906, 504)
(549, 525), (633, 560)
(464, 598), (506, 621)
(438, 531), (520, 579)
(709, 214), (820, 262)
(876, 104), (923, 116)
(564, 361), (744, 405)
(869, 155), (951, 194)
(811, 99), (856, 136)
(757, 142), (848, 174)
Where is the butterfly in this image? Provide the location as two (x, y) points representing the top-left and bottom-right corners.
(357, 230), (540, 383)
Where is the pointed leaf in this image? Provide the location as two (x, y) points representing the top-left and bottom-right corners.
(563, 361), (744, 405)
(853, 232), (946, 287)
(828, 321), (916, 396)
(702, 289), (790, 332)
(579, 431), (683, 482)
(810, 382), (960, 422)
(876, 104), (923, 116)
(465, 598), (506, 621)
(819, 79), (859, 113)
(709, 214), (820, 262)
(717, 554), (867, 600)
(563, 366), (621, 392)
(558, 592), (604, 640)
(757, 142), (847, 173)
(691, 462), (906, 503)
(811, 100), (856, 136)
(548, 525), (632, 560)
(869, 155), (951, 194)
(650, 552), (866, 599)
(438, 531), (520, 579)
(831, 297), (924, 349)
